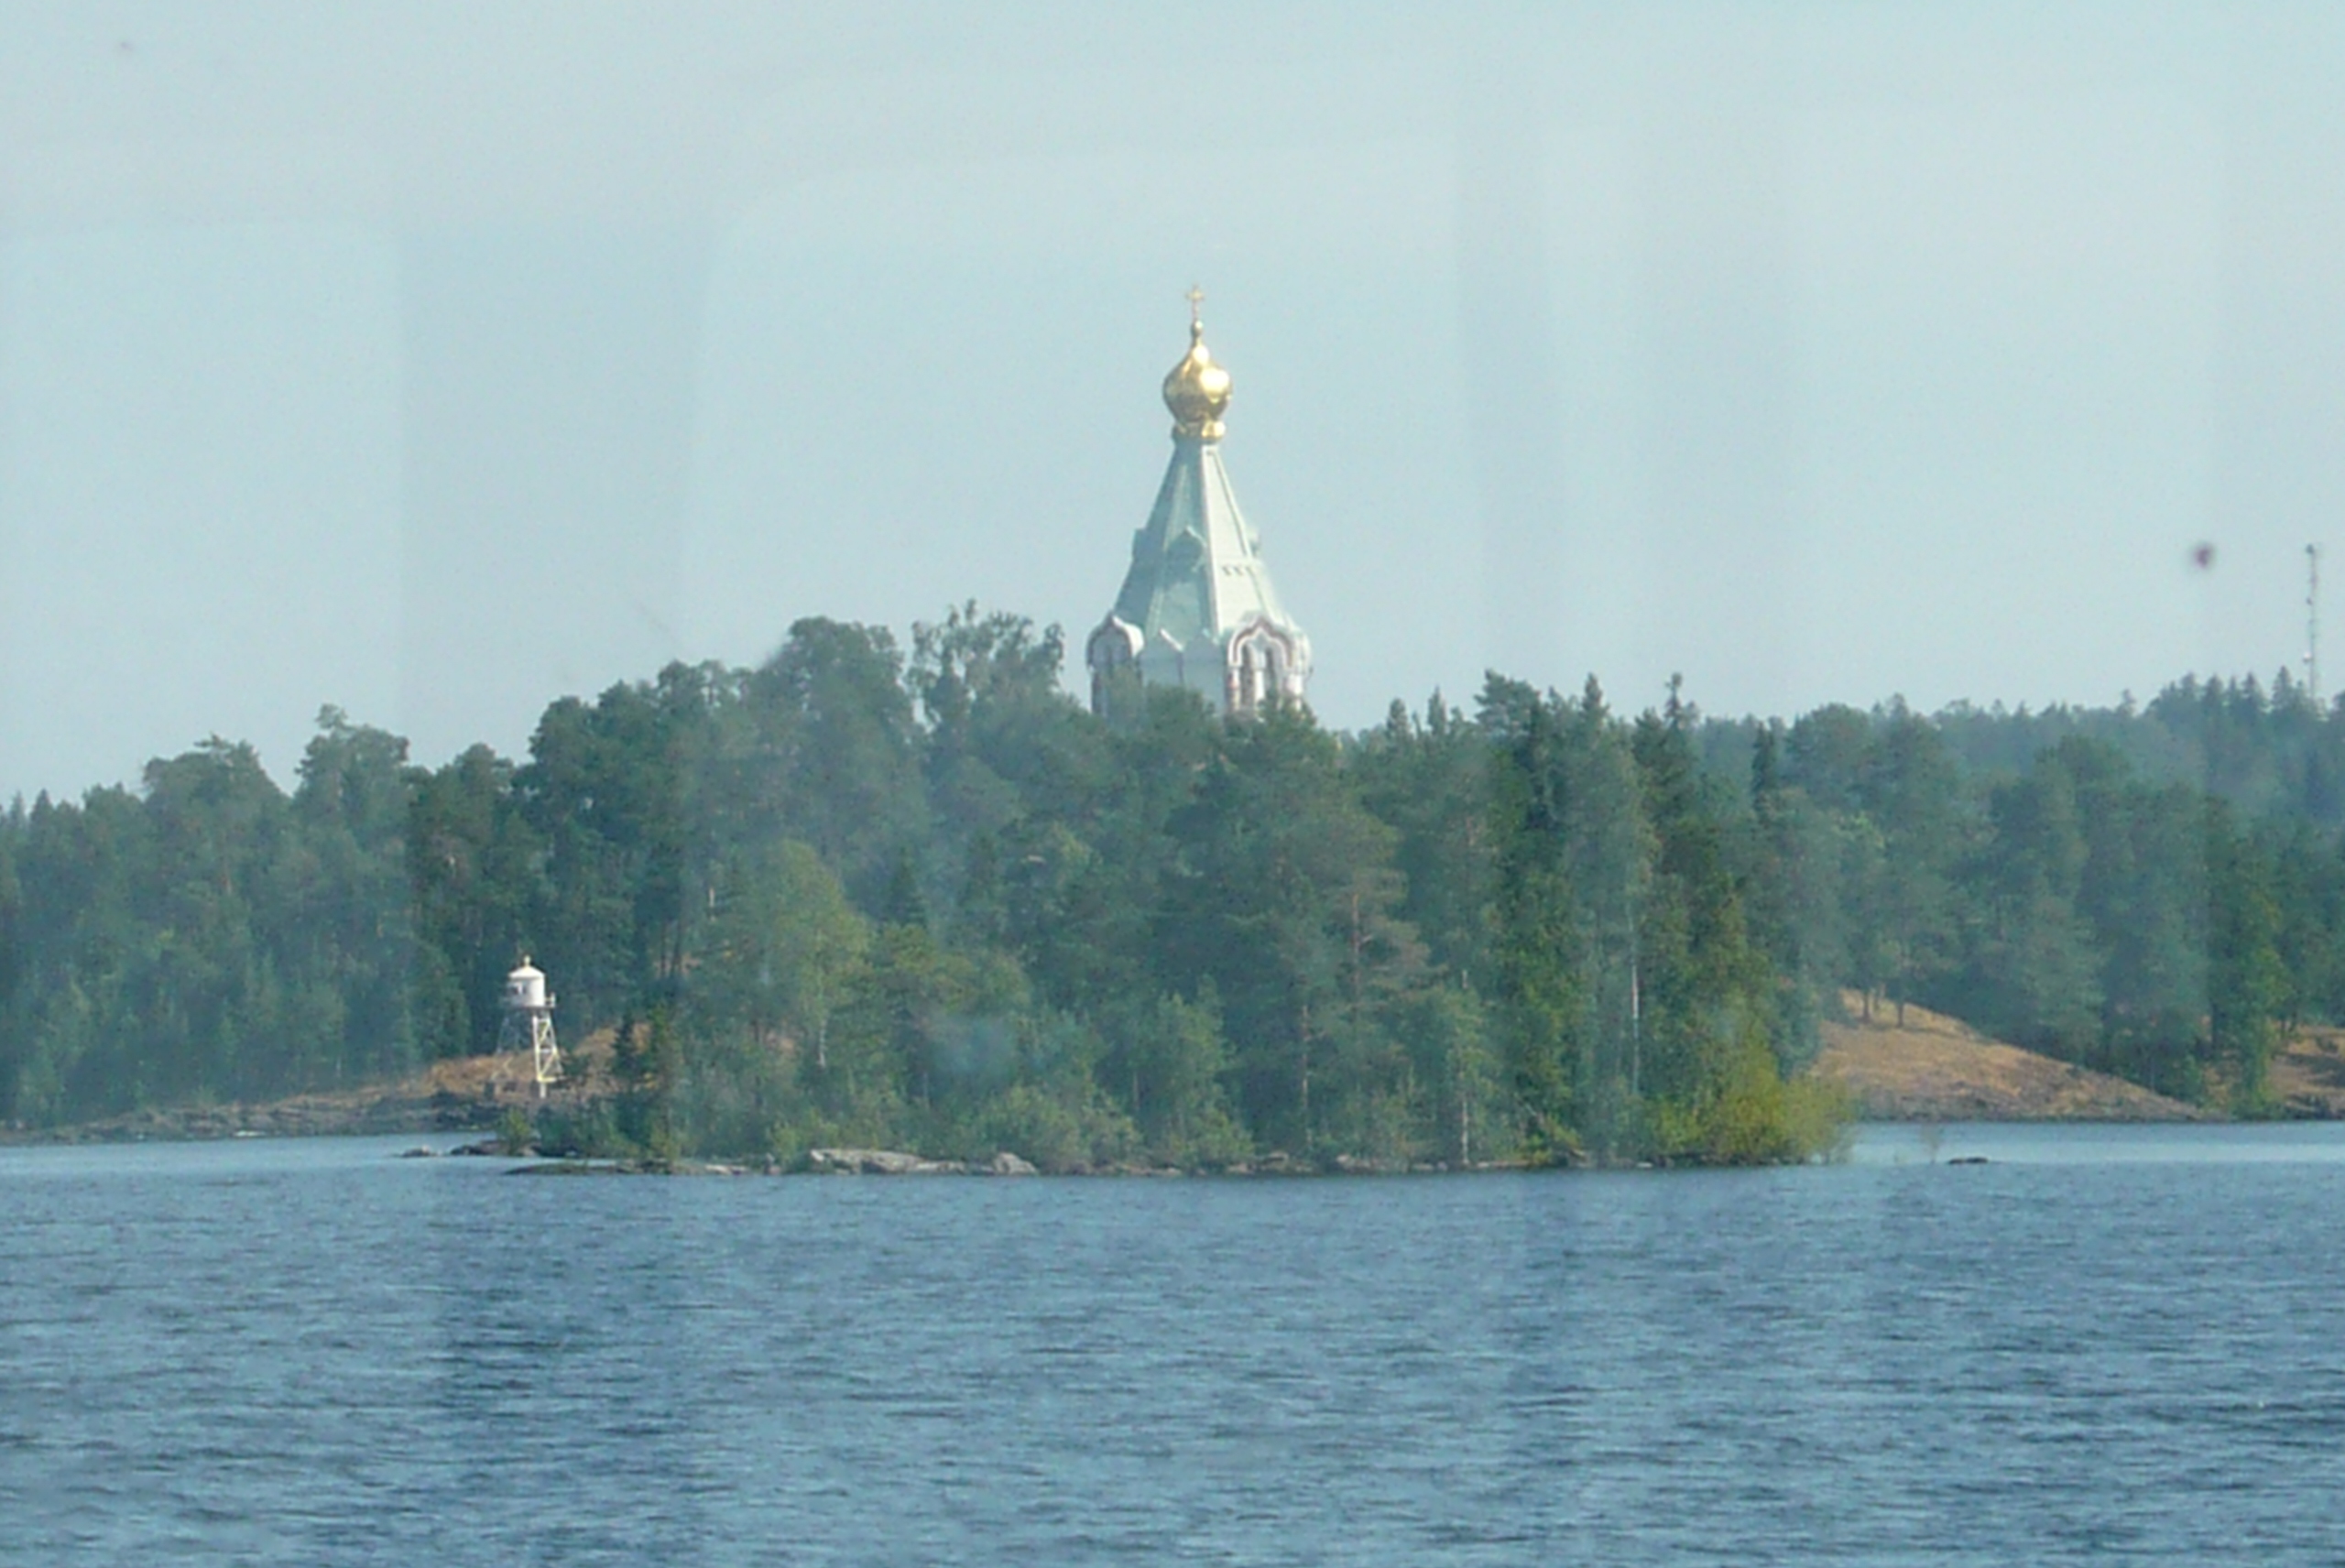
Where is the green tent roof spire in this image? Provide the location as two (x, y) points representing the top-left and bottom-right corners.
(1086, 297), (1312, 716)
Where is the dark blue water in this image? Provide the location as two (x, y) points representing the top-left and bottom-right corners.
(7, 1125), (2345, 1565)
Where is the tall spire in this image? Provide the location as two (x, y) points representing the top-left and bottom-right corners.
(1085, 291), (1312, 718)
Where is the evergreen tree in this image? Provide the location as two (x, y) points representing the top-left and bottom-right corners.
(2207, 801), (2286, 1113)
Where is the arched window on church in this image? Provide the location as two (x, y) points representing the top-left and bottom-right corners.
(1227, 621), (1294, 717)
(1085, 616), (1141, 717)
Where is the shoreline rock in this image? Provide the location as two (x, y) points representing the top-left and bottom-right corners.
(805, 1147), (1040, 1176)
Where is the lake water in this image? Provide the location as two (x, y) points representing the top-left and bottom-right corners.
(8, 1125), (2345, 1565)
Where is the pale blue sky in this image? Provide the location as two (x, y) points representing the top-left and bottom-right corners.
(3, 2), (2341, 797)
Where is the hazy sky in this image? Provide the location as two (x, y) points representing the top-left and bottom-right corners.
(5, 2), (2344, 798)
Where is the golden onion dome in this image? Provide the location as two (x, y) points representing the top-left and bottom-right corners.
(1162, 291), (1232, 441)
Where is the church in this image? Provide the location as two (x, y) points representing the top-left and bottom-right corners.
(1085, 294), (1312, 718)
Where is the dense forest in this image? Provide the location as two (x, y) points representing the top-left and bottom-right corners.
(4, 605), (2340, 1165)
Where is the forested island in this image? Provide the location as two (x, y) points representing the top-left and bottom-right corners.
(3, 604), (2340, 1169)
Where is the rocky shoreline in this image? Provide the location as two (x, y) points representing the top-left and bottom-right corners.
(469, 1146), (1049, 1177)
(5, 1091), (495, 1146)
(457, 1144), (1494, 1177)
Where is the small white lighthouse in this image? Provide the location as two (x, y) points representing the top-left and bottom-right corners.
(499, 956), (562, 1098)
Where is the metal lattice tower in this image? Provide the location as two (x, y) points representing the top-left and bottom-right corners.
(2307, 545), (2323, 708)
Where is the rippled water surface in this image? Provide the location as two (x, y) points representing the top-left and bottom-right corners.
(9, 1125), (2345, 1564)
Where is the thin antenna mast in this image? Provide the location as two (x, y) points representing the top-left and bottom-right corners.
(2308, 544), (2322, 707)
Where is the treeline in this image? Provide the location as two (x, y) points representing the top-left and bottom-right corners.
(2, 608), (2336, 1160)
(1695, 674), (2345, 1107)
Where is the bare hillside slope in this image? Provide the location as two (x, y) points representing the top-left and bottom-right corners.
(1807, 995), (2204, 1121)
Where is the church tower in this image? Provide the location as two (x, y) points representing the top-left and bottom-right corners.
(1085, 292), (1312, 718)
